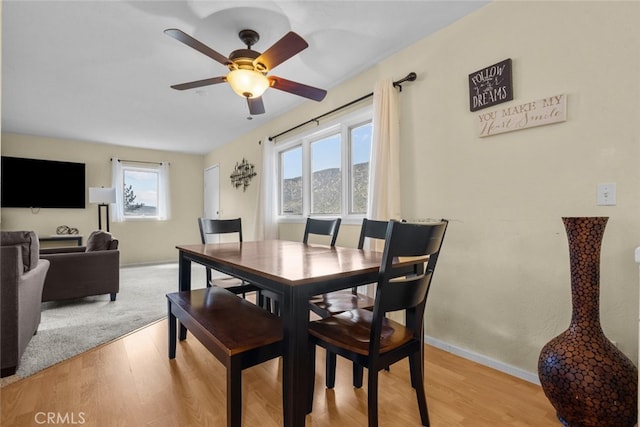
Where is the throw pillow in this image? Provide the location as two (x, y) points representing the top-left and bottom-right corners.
(0, 230), (39, 272)
(108, 239), (119, 250)
(85, 230), (114, 252)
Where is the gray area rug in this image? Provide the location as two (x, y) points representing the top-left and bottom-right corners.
(5, 262), (207, 383)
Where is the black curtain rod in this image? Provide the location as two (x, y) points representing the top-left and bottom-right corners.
(268, 72), (417, 142)
(110, 158), (167, 165)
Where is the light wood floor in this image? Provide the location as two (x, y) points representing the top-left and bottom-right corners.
(1, 319), (558, 426)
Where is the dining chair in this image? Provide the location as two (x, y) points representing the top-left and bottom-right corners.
(306, 219), (448, 427)
(309, 218), (386, 387)
(309, 218), (387, 318)
(197, 217), (258, 297)
(260, 217), (342, 315)
(303, 217), (342, 246)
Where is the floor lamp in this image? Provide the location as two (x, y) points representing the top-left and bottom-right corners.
(89, 187), (116, 232)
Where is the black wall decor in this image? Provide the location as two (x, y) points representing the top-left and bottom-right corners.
(230, 158), (257, 191)
(469, 58), (513, 112)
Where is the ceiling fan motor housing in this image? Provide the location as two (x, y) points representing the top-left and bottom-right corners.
(228, 49), (264, 71)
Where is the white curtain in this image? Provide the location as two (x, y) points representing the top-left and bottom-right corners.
(365, 78), (402, 311)
(367, 78), (401, 222)
(111, 158), (124, 223)
(255, 136), (277, 240)
(158, 161), (171, 220)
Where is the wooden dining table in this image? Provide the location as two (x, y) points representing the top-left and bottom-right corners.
(176, 239), (422, 427)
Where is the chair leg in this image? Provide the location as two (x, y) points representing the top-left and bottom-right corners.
(206, 268), (212, 288)
(325, 350), (337, 388)
(409, 352), (430, 426)
(367, 368), (379, 427)
(353, 362), (364, 388)
(273, 299), (280, 316)
(228, 360), (242, 427)
(167, 301), (177, 359)
(257, 290), (264, 307)
(110, 292), (117, 301)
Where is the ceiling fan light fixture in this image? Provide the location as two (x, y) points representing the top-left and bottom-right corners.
(226, 69), (269, 99)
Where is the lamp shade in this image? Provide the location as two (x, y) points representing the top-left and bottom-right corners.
(89, 187), (116, 204)
(226, 69), (270, 99)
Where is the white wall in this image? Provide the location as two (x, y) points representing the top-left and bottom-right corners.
(205, 0), (640, 378)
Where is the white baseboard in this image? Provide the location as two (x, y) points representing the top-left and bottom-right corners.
(425, 335), (541, 385)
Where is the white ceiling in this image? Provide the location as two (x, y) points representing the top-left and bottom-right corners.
(2, 1), (488, 155)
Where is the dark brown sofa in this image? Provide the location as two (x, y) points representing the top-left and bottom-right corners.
(40, 230), (120, 302)
(1, 231), (50, 377)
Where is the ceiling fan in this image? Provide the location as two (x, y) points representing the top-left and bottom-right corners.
(164, 28), (327, 115)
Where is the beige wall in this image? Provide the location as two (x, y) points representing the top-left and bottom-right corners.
(205, 0), (640, 378)
(1, 133), (205, 265)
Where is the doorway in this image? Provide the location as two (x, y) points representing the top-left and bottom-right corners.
(204, 165), (220, 220)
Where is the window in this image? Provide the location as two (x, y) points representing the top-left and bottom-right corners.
(123, 165), (159, 217)
(350, 122), (372, 214)
(311, 134), (341, 214)
(112, 159), (171, 221)
(281, 146), (303, 215)
(275, 106), (372, 221)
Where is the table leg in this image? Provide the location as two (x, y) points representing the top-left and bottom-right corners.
(178, 253), (191, 341)
(281, 286), (309, 427)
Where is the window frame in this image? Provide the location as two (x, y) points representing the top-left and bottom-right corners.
(274, 105), (372, 224)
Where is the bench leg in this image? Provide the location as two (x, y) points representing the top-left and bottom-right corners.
(228, 359), (242, 427)
(168, 300), (177, 359)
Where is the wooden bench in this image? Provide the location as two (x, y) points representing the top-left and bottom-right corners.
(166, 286), (283, 427)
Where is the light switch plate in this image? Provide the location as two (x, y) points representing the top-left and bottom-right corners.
(597, 183), (616, 206)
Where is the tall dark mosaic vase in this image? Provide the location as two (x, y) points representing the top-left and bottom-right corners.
(538, 217), (638, 427)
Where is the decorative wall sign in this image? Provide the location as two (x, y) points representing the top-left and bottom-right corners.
(477, 94), (567, 137)
(469, 58), (513, 112)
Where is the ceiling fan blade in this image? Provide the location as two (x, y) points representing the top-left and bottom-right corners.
(170, 76), (226, 91)
(164, 28), (230, 66)
(254, 32), (308, 71)
(247, 97), (266, 115)
(268, 76), (327, 102)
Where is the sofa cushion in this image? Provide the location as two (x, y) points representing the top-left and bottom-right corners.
(85, 231), (115, 252)
(0, 230), (39, 272)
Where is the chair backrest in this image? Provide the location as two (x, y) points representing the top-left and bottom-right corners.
(357, 218), (389, 249)
(302, 217), (341, 247)
(198, 218), (243, 244)
(0, 230), (40, 272)
(370, 219), (448, 349)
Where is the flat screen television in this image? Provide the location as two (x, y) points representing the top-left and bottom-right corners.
(1, 156), (86, 208)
